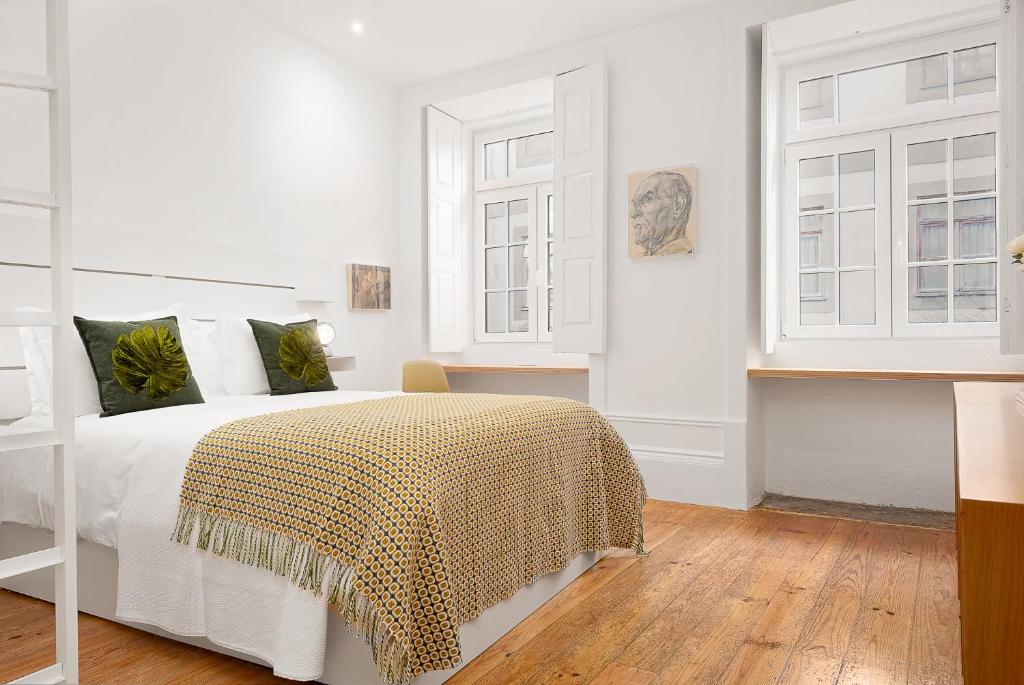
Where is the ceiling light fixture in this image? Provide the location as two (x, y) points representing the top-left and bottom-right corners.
(350, 20), (365, 36)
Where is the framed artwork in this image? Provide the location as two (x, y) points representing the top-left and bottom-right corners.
(627, 165), (697, 258)
(346, 264), (391, 310)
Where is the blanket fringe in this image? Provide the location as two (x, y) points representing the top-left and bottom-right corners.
(173, 506), (413, 685)
(634, 520), (650, 557)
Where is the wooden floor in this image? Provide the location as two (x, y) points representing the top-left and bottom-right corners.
(0, 501), (961, 685)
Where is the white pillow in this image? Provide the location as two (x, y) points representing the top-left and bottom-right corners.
(16, 315), (53, 417)
(217, 313), (312, 395)
(178, 318), (226, 398)
(18, 304), (182, 417)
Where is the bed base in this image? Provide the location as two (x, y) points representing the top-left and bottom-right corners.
(1, 523), (599, 684)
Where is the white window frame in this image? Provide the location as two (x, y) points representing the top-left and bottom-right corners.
(474, 184), (550, 343)
(775, 22), (1002, 344)
(537, 182), (554, 342)
(783, 132), (892, 339)
(471, 118), (554, 344)
(892, 113), (999, 337)
(784, 25), (998, 145)
(474, 121), (554, 192)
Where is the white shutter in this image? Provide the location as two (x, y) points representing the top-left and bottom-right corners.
(1000, 0), (1024, 354)
(762, 24), (781, 355)
(426, 106), (464, 352)
(552, 63), (607, 353)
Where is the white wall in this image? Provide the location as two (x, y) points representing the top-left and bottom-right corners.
(0, 0), (403, 405)
(397, 0), (842, 509)
(762, 379), (956, 511)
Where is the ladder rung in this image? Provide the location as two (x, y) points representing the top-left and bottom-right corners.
(0, 428), (60, 453)
(8, 663), (64, 685)
(0, 547), (63, 582)
(0, 186), (57, 209)
(0, 311), (59, 327)
(0, 70), (54, 92)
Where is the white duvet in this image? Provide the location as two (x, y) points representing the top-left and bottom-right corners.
(0, 390), (400, 681)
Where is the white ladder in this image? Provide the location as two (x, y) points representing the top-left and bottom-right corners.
(1, 1), (78, 683)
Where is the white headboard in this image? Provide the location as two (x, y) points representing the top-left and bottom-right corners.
(0, 217), (339, 418)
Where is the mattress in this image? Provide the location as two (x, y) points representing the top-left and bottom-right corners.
(0, 390), (401, 681)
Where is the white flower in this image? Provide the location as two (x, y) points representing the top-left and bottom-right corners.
(1007, 234), (1024, 255)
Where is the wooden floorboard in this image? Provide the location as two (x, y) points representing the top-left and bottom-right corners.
(0, 501), (961, 685)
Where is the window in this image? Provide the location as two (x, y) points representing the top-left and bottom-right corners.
(893, 119), (998, 336)
(780, 31), (999, 341)
(786, 134), (890, 335)
(473, 122), (554, 342)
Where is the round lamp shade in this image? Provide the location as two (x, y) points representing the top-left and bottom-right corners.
(316, 321), (336, 346)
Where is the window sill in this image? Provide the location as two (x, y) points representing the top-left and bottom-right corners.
(747, 367), (1024, 382)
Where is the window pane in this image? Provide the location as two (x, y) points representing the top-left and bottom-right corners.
(953, 133), (995, 195)
(799, 76), (834, 125)
(838, 53), (947, 121)
(799, 156), (833, 211)
(547, 288), (553, 332)
(799, 214), (834, 269)
(840, 270), (875, 325)
(484, 141), (507, 180)
(509, 198), (529, 242)
(909, 265), (948, 323)
(954, 263), (996, 322)
(839, 150), (874, 207)
(510, 244), (528, 288)
(485, 247), (507, 289)
(839, 210), (874, 267)
(547, 242), (554, 285)
(954, 44), (996, 98)
(908, 203), (948, 262)
(509, 290), (529, 332)
(508, 131), (553, 177)
(907, 140), (947, 200)
(954, 198), (996, 259)
(546, 194), (554, 238)
(485, 202), (506, 244)
(799, 272), (835, 326)
(485, 292), (506, 333)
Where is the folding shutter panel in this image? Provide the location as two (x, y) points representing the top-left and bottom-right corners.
(762, 24), (781, 355)
(426, 106), (464, 352)
(552, 63), (607, 353)
(1000, 0), (1024, 354)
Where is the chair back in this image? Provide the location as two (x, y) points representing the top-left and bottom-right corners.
(402, 359), (450, 393)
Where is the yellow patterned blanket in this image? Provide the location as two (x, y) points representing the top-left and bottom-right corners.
(174, 393), (646, 684)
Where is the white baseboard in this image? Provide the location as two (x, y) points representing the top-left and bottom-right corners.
(608, 412), (748, 508)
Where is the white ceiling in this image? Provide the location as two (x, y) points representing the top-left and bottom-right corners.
(240, 0), (719, 86)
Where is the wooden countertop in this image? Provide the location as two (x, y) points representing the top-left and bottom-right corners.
(441, 364), (588, 375)
(748, 368), (1024, 382)
(954, 382), (1024, 506)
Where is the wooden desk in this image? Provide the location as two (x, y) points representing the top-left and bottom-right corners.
(441, 364), (588, 375)
(953, 382), (1024, 684)
(749, 368), (1024, 382)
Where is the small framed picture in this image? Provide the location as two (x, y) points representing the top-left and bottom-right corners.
(346, 264), (391, 310)
(627, 165), (697, 258)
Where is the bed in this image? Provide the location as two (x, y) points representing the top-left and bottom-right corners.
(1, 389), (644, 684)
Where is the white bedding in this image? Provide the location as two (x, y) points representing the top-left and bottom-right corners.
(0, 390), (401, 681)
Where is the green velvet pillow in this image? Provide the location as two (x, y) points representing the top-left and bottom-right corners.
(247, 319), (337, 395)
(73, 315), (205, 417)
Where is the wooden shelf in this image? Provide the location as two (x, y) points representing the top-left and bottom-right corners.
(0, 70), (54, 92)
(748, 367), (1024, 382)
(0, 186), (57, 209)
(0, 310), (59, 327)
(0, 428), (60, 453)
(326, 355), (355, 372)
(442, 364), (588, 375)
